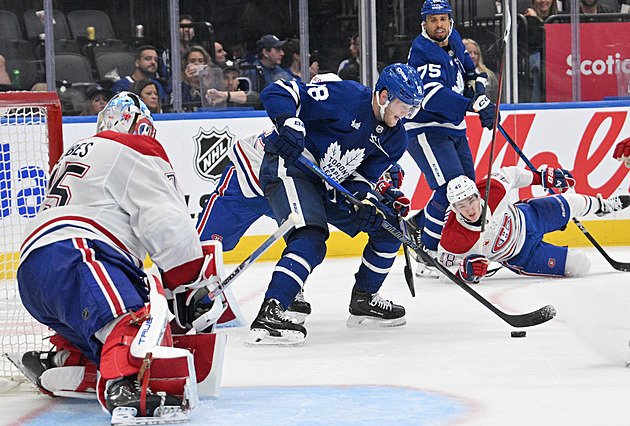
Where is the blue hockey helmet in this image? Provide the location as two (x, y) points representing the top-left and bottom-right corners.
(421, 0), (453, 20)
(375, 63), (424, 107)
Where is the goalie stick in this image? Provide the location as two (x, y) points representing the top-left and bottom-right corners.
(299, 155), (556, 328)
(497, 123), (630, 272)
(190, 213), (300, 311)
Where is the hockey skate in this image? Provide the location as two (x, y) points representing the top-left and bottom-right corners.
(596, 194), (630, 217)
(245, 299), (307, 346)
(3, 351), (58, 395)
(405, 212), (439, 278)
(107, 375), (186, 425)
(347, 285), (406, 328)
(284, 290), (312, 325)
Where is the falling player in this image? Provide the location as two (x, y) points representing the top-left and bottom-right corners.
(244, 63), (424, 346)
(437, 166), (630, 283)
(404, 0), (499, 274)
(16, 92), (226, 422)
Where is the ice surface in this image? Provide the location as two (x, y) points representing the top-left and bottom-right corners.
(3, 247), (630, 425)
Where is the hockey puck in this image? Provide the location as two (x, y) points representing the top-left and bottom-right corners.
(511, 331), (527, 338)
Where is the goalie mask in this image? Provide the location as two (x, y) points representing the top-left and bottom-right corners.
(96, 91), (156, 137)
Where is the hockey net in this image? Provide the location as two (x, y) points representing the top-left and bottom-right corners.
(0, 92), (63, 390)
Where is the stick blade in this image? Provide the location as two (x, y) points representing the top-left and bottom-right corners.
(505, 304), (556, 328)
(404, 264), (415, 297)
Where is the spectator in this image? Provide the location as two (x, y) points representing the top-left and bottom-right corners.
(580, 0), (616, 12)
(180, 45), (212, 105)
(0, 55), (11, 87)
(79, 85), (111, 116)
(179, 14), (195, 51)
(214, 42), (227, 66)
(524, 0), (559, 102)
(229, 40), (257, 65)
(463, 38), (498, 102)
(337, 34), (360, 82)
(130, 79), (162, 114)
(30, 83), (48, 91)
(280, 39), (319, 82)
(250, 34), (291, 89)
(205, 62), (260, 108)
(112, 45), (167, 103)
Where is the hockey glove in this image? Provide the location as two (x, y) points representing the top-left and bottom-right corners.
(613, 137), (630, 168)
(538, 167), (575, 193)
(264, 115), (306, 168)
(385, 163), (405, 188)
(350, 193), (386, 233)
(375, 180), (411, 217)
(467, 92), (498, 130)
(458, 254), (489, 283)
(464, 71), (487, 99)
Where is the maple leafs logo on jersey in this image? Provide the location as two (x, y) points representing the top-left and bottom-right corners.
(193, 126), (234, 182)
(452, 70), (465, 95)
(320, 142), (365, 189)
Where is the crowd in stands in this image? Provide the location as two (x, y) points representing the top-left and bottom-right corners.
(0, 0), (628, 114)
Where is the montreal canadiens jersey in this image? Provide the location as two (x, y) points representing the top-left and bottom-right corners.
(20, 131), (203, 287)
(405, 28), (476, 136)
(438, 167), (538, 271)
(260, 79), (408, 188)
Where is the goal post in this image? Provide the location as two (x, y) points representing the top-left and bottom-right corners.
(0, 91), (63, 385)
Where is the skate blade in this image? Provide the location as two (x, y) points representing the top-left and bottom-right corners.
(346, 315), (406, 328)
(244, 328), (305, 347)
(415, 263), (439, 278)
(283, 311), (308, 325)
(111, 406), (189, 425)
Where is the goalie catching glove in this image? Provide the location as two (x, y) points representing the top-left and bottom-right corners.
(458, 254), (489, 283)
(265, 114), (306, 168)
(535, 166), (575, 193)
(375, 180), (411, 217)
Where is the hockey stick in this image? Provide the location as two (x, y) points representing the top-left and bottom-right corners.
(398, 212), (416, 297)
(480, 4), (511, 235)
(299, 155), (556, 327)
(497, 123), (630, 272)
(191, 213), (300, 305)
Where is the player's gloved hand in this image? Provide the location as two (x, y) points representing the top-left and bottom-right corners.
(467, 92), (498, 130)
(538, 167), (575, 193)
(265, 115), (306, 168)
(464, 71), (487, 98)
(350, 193), (386, 233)
(375, 180), (411, 217)
(385, 163), (405, 188)
(613, 137), (630, 168)
(458, 254), (489, 283)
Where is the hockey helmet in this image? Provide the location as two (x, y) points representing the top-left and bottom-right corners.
(375, 63), (424, 119)
(421, 0), (453, 20)
(447, 175), (479, 205)
(96, 91), (156, 137)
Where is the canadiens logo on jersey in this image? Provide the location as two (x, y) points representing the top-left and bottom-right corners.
(320, 142), (365, 188)
(193, 126), (234, 182)
(492, 213), (513, 253)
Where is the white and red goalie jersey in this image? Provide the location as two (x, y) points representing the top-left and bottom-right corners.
(438, 166), (541, 271)
(21, 130), (204, 289)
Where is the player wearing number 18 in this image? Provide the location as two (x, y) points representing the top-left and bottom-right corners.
(247, 63), (424, 345)
(16, 92), (225, 422)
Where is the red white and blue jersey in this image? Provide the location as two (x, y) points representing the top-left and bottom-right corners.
(405, 28), (476, 137)
(438, 167), (539, 271)
(20, 131), (204, 289)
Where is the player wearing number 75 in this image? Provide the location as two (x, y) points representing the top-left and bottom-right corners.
(16, 92), (226, 422)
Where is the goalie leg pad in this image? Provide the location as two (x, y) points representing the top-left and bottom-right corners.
(173, 333), (227, 399)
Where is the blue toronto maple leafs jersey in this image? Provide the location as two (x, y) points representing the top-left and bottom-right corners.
(260, 79), (408, 187)
(405, 28), (476, 136)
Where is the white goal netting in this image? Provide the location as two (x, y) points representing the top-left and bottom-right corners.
(1, 94), (62, 387)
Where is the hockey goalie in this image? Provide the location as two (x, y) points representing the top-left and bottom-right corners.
(13, 92), (227, 424)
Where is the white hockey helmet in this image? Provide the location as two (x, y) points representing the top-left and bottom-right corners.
(447, 175), (479, 204)
(309, 73), (342, 83)
(96, 91), (156, 137)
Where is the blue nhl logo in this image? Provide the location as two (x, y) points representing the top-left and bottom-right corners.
(193, 126), (234, 182)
